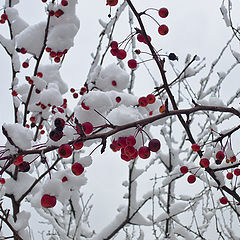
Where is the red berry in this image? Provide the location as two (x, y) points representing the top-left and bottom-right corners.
(121, 153), (131, 162)
(219, 196), (228, 204)
(137, 34), (145, 42)
(112, 80), (117, 86)
(54, 57), (60, 63)
(110, 48), (119, 56)
(234, 168), (240, 176)
(61, 0), (68, 6)
(126, 136), (136, 146)
(138, 97), (148, 107)
(116, 49), (127, 60)
(14, 156), (24, 166)
(81, 101), (90, 110)
(50, 51), (57, 58)
(62, 176), (68, 182)
(22, 62), (29, 68)
(58, 144), (72, 158)
(159, 104), (166, 113)
(72, 162), (84, 176)
(110, 143), (120, 152)
(49, 129), (63, 141)
(0, 19), (5, 24)
(127, 59), (137, 69)
(73, 140), (84, 150)
(0, 178), (5, 184)
(138, 146), (151, 159)
(41, 194), (56, 208)
(216, 151), (225, 161)
(124, 145), (136, 156)
(18, 161), (30, 172)
(117, 137), (127, 148)
(1, 14), (8, 21)
(187, 174), (196, 184)
(110, 41), (118, 49)
(146, 94), (156, 104)
(73, 92), (78, 98)
(107, 0), (118, 6)
(12, 90), (18, 96)
(54, 118), (65, 130)
(40, 130), (45, 134)
(46, 47), (52, 52)
(226, 172), (233, 180)
(49, 10), (55, 16)
(54, 9), (64, 18)
(180, 166), (188, 174)
(115, 96), (121, 103)
(42, 0), (47, 2)
(37, 72), (43, 78)
(158, 25), (169, 35)
(148, 139), (161, 152)
(158, 8), (169, 18)
(199, 158), (210, 168)
(70, 88), (75, 93)
(20, 47), (27, 54)
(82, 122), (93, 134)
(191, 144), (200, 152)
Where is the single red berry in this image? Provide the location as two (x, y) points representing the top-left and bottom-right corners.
(146, 94), (156, 104)
(112, 80), (117, 86)
(226, 172), (233, 180)
(22, 61), (29, 68)
(234, 168), (240, 176)
(50, 51), (57, 58)
(61, 0), (68, 6)
(116, 49), (127, 60)
(219, 196), (228, 205)
(126, 136), (136, 146)
(80, 87), (87, 94)
(41, 194), (56, 208)
(73, 140), (84, 150)
(70, 88), (75, 93)
(127, 59), (137, 69)
(124, 145), (136, 156)
(37, 72), (43, 78)
(54, 57), (60, 63)
(159, 104), (166, 113)
(110, 143), (120, 152)
(115, 96), (121, 103)
(135, 49), (141, 55)
(199, 158), (210, 168)
(117, 137), (127, 148)
(131, 149), (138, 159)
(18, 161), (30, 172)
(158, 8), (169, 18)
(138, 146), (151, 159)
(72, 162), (84, 176)
(12, 90), (18, 96)
(0, 178), (5, 184)
(148, 139), (161, 152)
(1, 14), (8, 21)
(73, 92), (78, 98)
(158, 25), (169, 35)
(54, 118), (65, 130)
(13, 156), (24, 166)
(46, 47), (52, 52)
(40, 130), (45, 134)
(58, 144), (72, 158)
(49, 129), (63, 142)
(110, 41), (118, 49)
(138, 97), (148, 107)
(107, 0), (118, 6)
(216, 151), (225, 161)
(187, 174), (196, 184)
(0, 19), (5, 24)
(180, 166), (188, 174)
(62, 176), (68, 182)
(121, 153), (131, 162)
(110, 48), (119, 56)
(230, 156), (237, 163)
(81, 101), (90, 110)
(191, 144), (200, 152)
(42, 0), (47, 2)
(54, 9), (64, 18)
(137, 34), (145, 42)
(20, 47), (27, 54)
(82, 122), (93, 134)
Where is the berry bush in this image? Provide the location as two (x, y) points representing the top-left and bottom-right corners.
(0, 0), (240, 239)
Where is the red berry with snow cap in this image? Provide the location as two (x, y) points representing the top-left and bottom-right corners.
(82, 122), (93, 134)
(41, 194), (56, 208)
(72, 162), (84, 176)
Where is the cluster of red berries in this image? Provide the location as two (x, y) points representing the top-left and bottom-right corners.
(45, 47), (68, 63)
(70, 86), (87, 99)
(42, 0), (68, 5)
(110, 41), (127, 60)
(110, 135), (160, 161)
(0, 13), (8, 24)
(138, 94), (156, 107)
